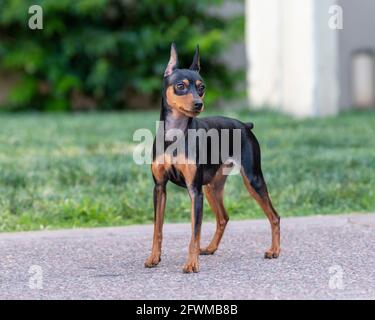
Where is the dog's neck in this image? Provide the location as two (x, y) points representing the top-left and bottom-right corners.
(160, 97), (190, 139)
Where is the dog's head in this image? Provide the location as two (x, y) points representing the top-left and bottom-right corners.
(163, 43), (205, 117)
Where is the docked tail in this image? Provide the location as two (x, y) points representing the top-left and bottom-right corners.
(245, 122), (254, 130)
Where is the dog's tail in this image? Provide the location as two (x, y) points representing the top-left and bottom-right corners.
(245, 122), (254, 130)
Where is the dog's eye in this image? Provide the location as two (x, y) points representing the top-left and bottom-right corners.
(198, 84), (205, 94)
(176, 83), (185, 91)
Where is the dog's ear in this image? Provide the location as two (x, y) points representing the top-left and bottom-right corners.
(189, 45), (200, 72)
(164, 43), (178, 78)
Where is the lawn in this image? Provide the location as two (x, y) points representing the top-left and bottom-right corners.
(0, 109), (374, 232)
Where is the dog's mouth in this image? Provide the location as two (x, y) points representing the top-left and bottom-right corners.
(179, 106), (204, 117)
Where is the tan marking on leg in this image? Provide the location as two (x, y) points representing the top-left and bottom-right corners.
(182, 195), (201, 273)
(171, 154), (201, 273)
(200, 166), (229, 255)
(145, 183), (167, 268)
(145, 158), (169, 268)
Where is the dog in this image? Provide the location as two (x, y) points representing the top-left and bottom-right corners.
(144, 43), (280, 273)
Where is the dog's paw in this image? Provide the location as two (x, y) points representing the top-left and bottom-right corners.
(182, 258), (199, 273)
(264, 248), (280, 259)
(199, 247), (216, 255)
(144, 255), (161, 268)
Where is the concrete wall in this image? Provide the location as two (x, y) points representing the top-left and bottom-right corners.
(246, 0), (346, 117)
(280, 0), (317, 116)
(337, 0), (375, 109)
(246, 0), (282, 109)
(314, 0), (339, 116)
(246, 0), (339, 117)
(246, 0), (375, 116)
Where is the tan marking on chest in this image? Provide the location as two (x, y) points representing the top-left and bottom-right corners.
(152, 154), (172, 182)
(152, 153), (197, 185)
(174, 154), (197, 185)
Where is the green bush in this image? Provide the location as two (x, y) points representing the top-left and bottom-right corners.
(0, 0), (244, 111)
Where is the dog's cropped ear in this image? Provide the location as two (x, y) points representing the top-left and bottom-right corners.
(164, 43), (178, 78)
(189, 45), (200, 72)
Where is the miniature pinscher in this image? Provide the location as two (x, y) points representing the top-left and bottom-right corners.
(145, 43), (280, 273)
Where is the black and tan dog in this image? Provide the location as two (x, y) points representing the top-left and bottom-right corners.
(145, 43), (280, 273)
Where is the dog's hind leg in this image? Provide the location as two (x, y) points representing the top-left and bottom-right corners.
(241, 167), (280, 258)
(240, 134), (280, 258)
(200, 167), (229, 255)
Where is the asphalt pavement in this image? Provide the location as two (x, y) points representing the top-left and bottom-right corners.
(0, 213), (374, 299)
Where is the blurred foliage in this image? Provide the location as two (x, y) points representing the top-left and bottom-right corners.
(0, 0), (244, 111)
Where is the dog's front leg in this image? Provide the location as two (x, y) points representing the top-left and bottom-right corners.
(183, 186), (203, 273)
(145, 182), (167, 268)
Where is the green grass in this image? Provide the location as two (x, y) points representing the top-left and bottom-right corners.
(0, 109), (374, 232)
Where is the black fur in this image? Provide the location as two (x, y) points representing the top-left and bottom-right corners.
(146, 43), (280, 273)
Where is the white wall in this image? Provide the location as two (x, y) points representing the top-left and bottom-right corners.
(280, 0), (316, 117)
(246, 0), (283, 109)
(314, 0), (339, 116)
(337, 0), (375, 109)
(246, 0), (339, 117)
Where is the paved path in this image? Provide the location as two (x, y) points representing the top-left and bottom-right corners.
(0, 214), (374, 300)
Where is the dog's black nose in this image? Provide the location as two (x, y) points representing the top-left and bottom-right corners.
(194, 102), (203, 111)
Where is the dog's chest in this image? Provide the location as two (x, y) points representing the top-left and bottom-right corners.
(152, 153), (197, 188)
